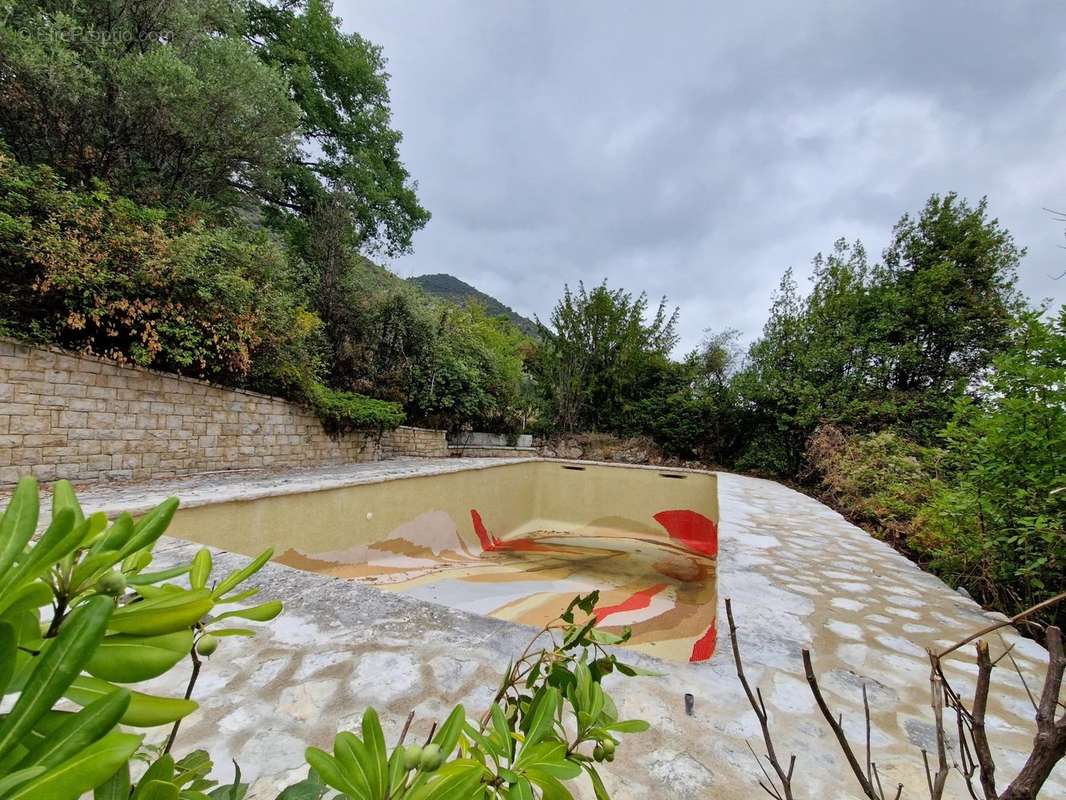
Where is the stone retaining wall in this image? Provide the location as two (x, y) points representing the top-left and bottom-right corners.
(380, 425), (448, 459)
(0, 338), (444, 485)
(449, 446), (537, 459)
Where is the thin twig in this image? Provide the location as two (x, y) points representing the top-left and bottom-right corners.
(863, 684), (872, 786)
(998, 626), (1066, 799)
(872, 761), (886, 800)
(397, 711), (415, 746)
(802, 648), (879, 799)
(928, 666), (950, 799)
(726, 598), (797, 800)
(936, 592), (1066, 660)
(421, 721), (437, 748)
(1001, 638), (1039, 712)
(745, 741), (785, 800)
(164, 643), (202, 755)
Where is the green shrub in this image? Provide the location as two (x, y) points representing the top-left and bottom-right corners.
(287, 592), (651, 799)
(305, 382), (405, 433)
(805, 425), (944, 546)
(0, 476), (279, 799)
(915, 311), (1066, 626)
(0, 151), (322, 391)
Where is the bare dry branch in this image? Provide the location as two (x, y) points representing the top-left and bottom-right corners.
(999, 626), (1066, 799)
(936, 592), (1066, 661)
(929, 667), (950, 799)
(970, 640), (998, 799)
(726, 598), (797, 800)
(396, 710), (415, 746)
(802, 648), (880, 799)
(1000, 637), (1039, 713)
(727, 593), (1066, 800)
(863, 684), (873, 786)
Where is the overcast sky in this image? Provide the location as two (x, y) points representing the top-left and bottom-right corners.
(345, 1), (1066, 353)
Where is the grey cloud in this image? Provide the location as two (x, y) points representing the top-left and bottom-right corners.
(347, 1), (1066, 352)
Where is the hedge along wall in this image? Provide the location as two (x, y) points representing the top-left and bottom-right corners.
(0, 338), (447, 486)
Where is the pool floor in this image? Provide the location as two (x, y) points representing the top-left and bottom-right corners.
(279, 506), (719, 663)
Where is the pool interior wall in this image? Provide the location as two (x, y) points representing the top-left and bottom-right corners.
(166, 461), (719, 662)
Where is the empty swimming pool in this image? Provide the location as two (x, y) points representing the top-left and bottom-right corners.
(165, 460), (719, 662)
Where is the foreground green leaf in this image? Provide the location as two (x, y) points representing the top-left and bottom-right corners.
(86, 630), (193, 682)
(5, 731), (143, 800)
(0, 594), (112, 759)
(66, 675), (198, 727)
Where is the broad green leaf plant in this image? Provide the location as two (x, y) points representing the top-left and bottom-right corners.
(0, 476), (279, 799)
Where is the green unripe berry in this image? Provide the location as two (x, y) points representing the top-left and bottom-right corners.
(605, 750), (615, 762)
(95, 571), (126, 597)
(419, 743), (443, 772)
(593, 745), (605, 762)
(402, 745), (422, 771)
(602, 739), (616, 755)
(195, 634), (218, 656)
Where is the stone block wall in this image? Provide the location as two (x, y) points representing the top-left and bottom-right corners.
(380, 426), (447, 459)
(449, 446), (537, 459)
(0, 338), (444, 486)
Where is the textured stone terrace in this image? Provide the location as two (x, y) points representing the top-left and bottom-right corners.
(55, 457), (527, 515)
(34, 460), (1066, 798)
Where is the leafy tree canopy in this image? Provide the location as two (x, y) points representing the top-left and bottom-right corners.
(733, 194), (1026, 473)
(533, 281), (679, 433)
(0, 0), (428, 254)
(247, 0), (430, 254)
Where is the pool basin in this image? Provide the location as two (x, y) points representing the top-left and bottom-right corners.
(166, 460), (719, 662)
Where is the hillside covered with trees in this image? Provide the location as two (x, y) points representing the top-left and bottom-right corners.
(0, 0), (1061, 628)
(409, 274), (538, 336)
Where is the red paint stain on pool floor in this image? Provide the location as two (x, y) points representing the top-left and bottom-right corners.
(281, 506), (718, 663)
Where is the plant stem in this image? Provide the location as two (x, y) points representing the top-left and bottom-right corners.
(45, 593), (68, 638)
(163, 644), (202, 754)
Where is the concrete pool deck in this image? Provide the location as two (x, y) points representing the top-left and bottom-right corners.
(47, 460), (1066, 798)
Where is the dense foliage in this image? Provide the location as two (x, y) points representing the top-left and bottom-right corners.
(0, 152), (309, 384)
(0, 476), (281, 798)
(294, 592), (651, 799)
(0, 480), (649, 799)
(0, 0), (527, 434)
(305, 383), (406, 434)
(526, 199), (1060, 626)
(917, 311), (1066, 626)
(0, 0), (428, 254)
(805, 425), (945, 547)
(531, 282), (679, 433)
(410, 273), (539, 336)
(732, 195), (1024, 474)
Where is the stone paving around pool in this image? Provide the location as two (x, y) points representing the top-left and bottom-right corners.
(69, 462), (1065, 799)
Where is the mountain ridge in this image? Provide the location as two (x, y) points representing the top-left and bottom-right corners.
(408, 273), (538, 335)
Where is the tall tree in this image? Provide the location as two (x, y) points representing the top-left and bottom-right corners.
(0, 0), (429, 254)
(733, 194), (1025, 472)
(534, 281), (679, 432)
(0, 0), (299, 208)
(871, 193), (1025, 433)
(920, 308), (1066, 626)
(246, 0), (430, 255)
